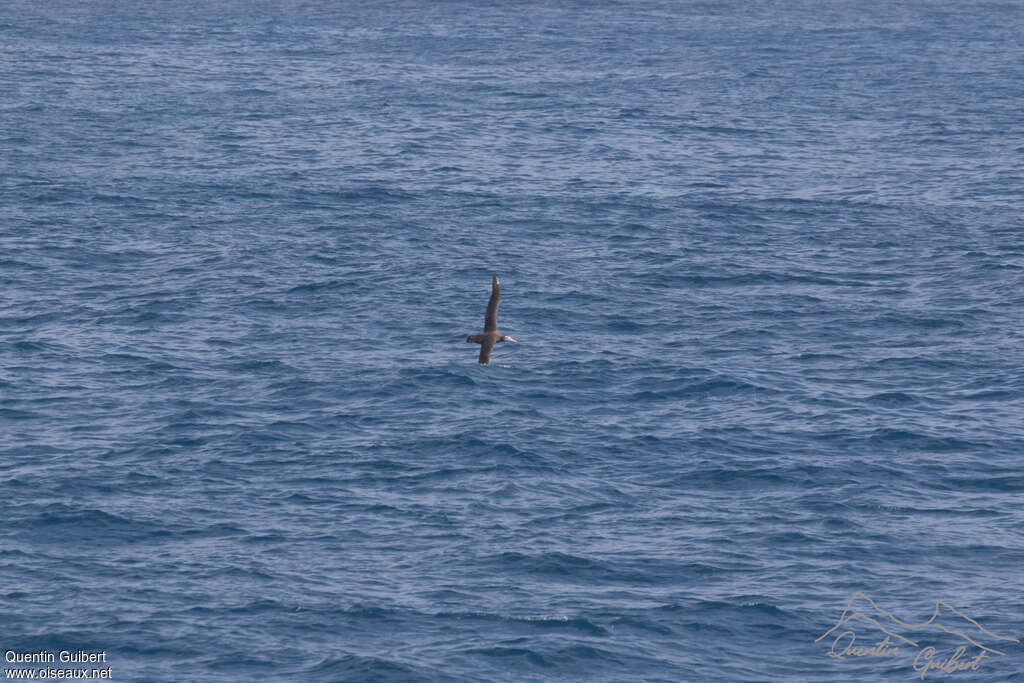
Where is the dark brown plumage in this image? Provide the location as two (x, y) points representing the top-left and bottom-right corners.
(466, 275), (517, 364)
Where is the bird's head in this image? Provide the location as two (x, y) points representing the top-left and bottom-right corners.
(501, 335), (518, 343)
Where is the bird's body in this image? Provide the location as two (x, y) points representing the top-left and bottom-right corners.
(466, 275), (517, 364)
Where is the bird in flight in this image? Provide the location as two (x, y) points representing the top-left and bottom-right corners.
(466, 275), (517, 364)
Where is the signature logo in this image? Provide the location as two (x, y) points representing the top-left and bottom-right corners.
(816, 592), (1019, 679)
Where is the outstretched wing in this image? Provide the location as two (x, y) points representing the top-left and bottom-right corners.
(484, 275), (500, 332)
(478, 338), (496, 364)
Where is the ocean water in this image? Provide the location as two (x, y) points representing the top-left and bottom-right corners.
(2, 0), (1023, 680)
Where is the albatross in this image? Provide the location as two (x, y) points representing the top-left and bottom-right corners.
(466, 275), (517, 364)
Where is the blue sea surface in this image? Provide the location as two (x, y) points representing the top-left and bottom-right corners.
(2, 0), (1023, 680)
